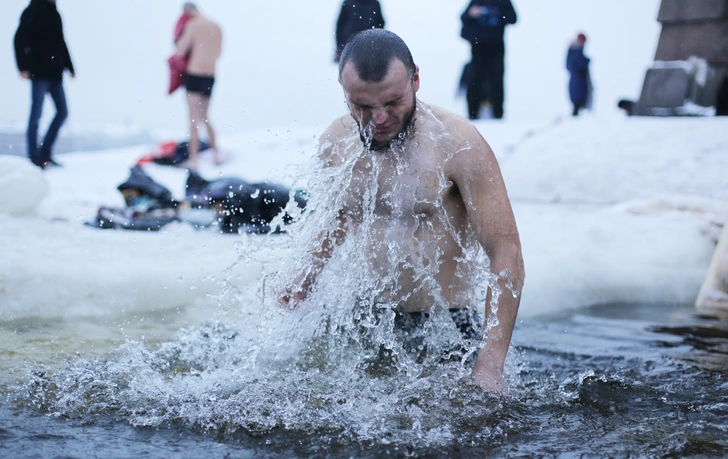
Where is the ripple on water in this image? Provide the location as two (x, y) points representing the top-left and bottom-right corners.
(5, 302), (725, 457)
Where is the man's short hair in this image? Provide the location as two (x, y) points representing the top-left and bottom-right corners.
(183, 2), (198, 13)
(338, 29), (416, 83)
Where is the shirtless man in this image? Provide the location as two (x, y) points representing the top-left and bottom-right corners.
(175, 2), (222, 170)
(279, 30), (524, 392)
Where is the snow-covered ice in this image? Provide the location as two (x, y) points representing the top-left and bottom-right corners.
(1, 116), (726, 322)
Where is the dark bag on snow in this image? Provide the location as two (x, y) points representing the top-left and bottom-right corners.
(117, 166), (177, 208)
(185, 170), (307, 234)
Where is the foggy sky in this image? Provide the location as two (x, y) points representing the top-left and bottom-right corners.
(0, 0), (661, 135)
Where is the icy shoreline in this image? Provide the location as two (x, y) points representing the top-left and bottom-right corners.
(0, 116), (727, 321)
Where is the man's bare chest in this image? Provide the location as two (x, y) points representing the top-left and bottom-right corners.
(349, 152), (449, 219)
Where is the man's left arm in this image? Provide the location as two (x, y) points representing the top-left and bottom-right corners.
(60, 24), (75, 77)
(451, 128), (524, 392)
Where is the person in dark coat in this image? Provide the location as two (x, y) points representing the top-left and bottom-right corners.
(14, 0), (75, 169)
(334, 0), (385, 63)
(566, 32), (591, 117)
(460, 0), (517, 120)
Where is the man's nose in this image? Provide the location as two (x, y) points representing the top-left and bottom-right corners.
(372, 107), (388, 124)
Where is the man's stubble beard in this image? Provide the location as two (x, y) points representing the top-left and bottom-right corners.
(359, 98), (417, 152)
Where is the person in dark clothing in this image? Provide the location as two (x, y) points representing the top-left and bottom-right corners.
(14, 0), (75, 169)
(334, 0), (385, 63)
(460, 0), (517, 120)
(566, 32), (591, 117)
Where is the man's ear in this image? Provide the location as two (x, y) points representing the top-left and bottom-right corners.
(412, 66), (420, 93)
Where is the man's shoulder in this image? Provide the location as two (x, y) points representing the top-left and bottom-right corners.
(322, 115), (356, 139)
(424, 103), (483, 143)
(208, 18), (223, 32)
(187, 16), (211, 29)
(419, 103), (494, 174)
(318, 115), (357, 162)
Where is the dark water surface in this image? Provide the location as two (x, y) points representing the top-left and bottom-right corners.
(2, 301), (727, 458)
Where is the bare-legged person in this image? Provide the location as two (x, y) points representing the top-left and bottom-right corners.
(14, 0), (75, 169)
(186, 91), (218, 170)
(175, 3), (222, 170)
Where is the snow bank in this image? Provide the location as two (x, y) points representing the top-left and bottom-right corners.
(0, 116), (726, 321)
(0, 155), (48, 215)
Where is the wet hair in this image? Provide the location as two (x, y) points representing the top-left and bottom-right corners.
(183, 2), (198, 12)
(338, 29), (416, 83)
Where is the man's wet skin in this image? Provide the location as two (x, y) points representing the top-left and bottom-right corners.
(320, 100), (481, 313)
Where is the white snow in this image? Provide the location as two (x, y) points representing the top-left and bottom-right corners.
(0, 156), (48, 215)
(1, 117), (726, 322)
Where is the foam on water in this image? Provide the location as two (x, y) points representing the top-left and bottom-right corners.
(15, 303), (728, 456)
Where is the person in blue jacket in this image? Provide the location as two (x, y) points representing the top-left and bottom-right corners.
(14, 0), (75, 169)
(460, 0), (517, 120)
(566, 32), (591, 117)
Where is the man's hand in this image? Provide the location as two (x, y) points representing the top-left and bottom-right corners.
(19, 71), (30, 79)
(277, 271), (316, 310)
(472, 348), (508, 393)
(278, 287), (308, 310)
(473, 367), (507, 393)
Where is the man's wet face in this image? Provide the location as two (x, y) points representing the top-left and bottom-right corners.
(340, 59), (419, 151)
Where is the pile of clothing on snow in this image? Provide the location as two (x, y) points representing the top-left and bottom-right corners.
(86, 166), (307, 234)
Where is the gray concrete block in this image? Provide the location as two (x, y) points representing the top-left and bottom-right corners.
(638, 67), (692, 107)
(655, 21), (728, 64)
(658, 0), (727, 23)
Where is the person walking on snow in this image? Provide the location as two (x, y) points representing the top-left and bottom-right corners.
(14, 0), (75, 169)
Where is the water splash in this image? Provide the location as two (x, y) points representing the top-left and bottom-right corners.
(17, 104), (527, 451)
(12, 301), (728, 457)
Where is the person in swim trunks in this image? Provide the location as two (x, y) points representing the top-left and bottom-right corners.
(175, 2), (223, 169)
(185, 73), (215, 97)
(277, 30), (524, 392)
(396, 308), (483, 362)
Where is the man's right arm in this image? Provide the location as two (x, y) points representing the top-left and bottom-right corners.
(278, 121), (351, 309)
(278, 208), (348, 309)
(175, 24), (194, 58)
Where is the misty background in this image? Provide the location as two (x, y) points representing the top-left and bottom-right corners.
(0, 0), (661, 139)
